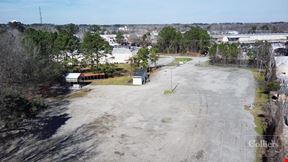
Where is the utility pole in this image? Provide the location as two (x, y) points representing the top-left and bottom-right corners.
(39, 7), (42, 24)
(170, 68), (173, 91)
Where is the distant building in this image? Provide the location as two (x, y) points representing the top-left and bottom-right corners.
(101, 34), (130, 46)
(212, 33), (288, 44)
(102, 47), (139, 64)
(100, 34), (119, 47)
(119, 26), (129, 32)
(10, 20), (18, 23)
(150, 31), (159, 44)
(226, 31), (239, 35)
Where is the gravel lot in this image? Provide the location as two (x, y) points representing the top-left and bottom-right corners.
(55, 57), (257, 162)
(1, 57), (257, 162)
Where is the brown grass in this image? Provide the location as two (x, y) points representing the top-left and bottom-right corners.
(90, 76), (132, 85)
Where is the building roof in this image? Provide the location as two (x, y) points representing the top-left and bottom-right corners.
(212, 33), (288, 43)
(65, 73), (82, 83)
(112, 47), (139, 55)
(112, 47), (132, 55)
(66, 73), (81, 79)
(133, 69), (146, 77)
(212, 33), (288, 37)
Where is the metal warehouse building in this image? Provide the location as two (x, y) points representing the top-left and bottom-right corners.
(212, 33), (288, 44)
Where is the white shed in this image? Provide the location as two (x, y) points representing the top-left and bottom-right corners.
(133, 69), (148, 85)
(133, 76), (143, 85)
(65, 73), (82, 83)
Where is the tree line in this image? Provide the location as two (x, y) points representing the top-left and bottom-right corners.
(22, 24), (115, 73)
(208, 41), (279, 92)
(209, 41), (275, 72)
(0, 23), (62, 130)
(157, 26), (210, 54)
(0, 23), (115, 130)
(0, 22), (162, 130)
(209, 43), (241, 65)
(129, 47), (159, 71)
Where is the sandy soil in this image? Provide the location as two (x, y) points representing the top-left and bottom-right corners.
(1, 57), (257, 162)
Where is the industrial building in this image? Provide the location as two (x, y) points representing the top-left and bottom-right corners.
(101, 47), (139, 64)
(100, 34), (119, 47)
(212, 33), (288, 44)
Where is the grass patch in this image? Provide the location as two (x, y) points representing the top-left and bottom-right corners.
(175, 57), (192, 63)
(249, 69), (269, 162)
(253, 89), (268, 135)
(90, 76), (132, 85)
(163, 89), (173, 95)
(168, 57), (192, 66)
(116, 64), (132, 74)
(247, 69), (268, 135)
(68, 88), (91, 98)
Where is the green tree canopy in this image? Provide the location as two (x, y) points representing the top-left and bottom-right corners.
(135, 48), (150, 69)
(157, 26), (210, 54)
(182, 27), (210, 53)
(56, 23), (79, 36)
(116, 32), (125, 45)
(20, 28), (64, 87)
(149, 48), (159, 66)
(157, 26), (182, 53)
(81, 31), (112, 69)
(208, 43), (240, 64)
(141, 32), (151, 47)
(53, 26), (80, 67)
(131, 47), (160, 70)
(89, 25), (103, 34)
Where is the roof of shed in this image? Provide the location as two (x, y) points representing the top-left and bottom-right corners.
(66, 73), (81, 79)
(133, 69), (146, 76)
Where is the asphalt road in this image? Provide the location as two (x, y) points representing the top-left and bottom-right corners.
(149, 56), (175, 67)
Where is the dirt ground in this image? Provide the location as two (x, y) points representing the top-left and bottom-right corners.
(1, 57), (257, 162)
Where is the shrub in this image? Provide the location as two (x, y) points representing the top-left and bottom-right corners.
(266, 81), (280, 92)
(0, 90), (47, 129)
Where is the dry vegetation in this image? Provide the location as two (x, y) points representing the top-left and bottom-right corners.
(249, 69), (269, 162)
(90, 76), (132, 85)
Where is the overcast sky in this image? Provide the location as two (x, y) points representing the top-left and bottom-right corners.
(0, 0), (287, 24)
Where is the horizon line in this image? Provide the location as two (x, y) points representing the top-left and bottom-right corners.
(1, 21), (288, 26)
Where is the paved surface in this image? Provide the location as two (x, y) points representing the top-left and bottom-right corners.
(57, 57), (257, 162)
(1, 57), (257, 162)
(149, 56), (175, 67)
